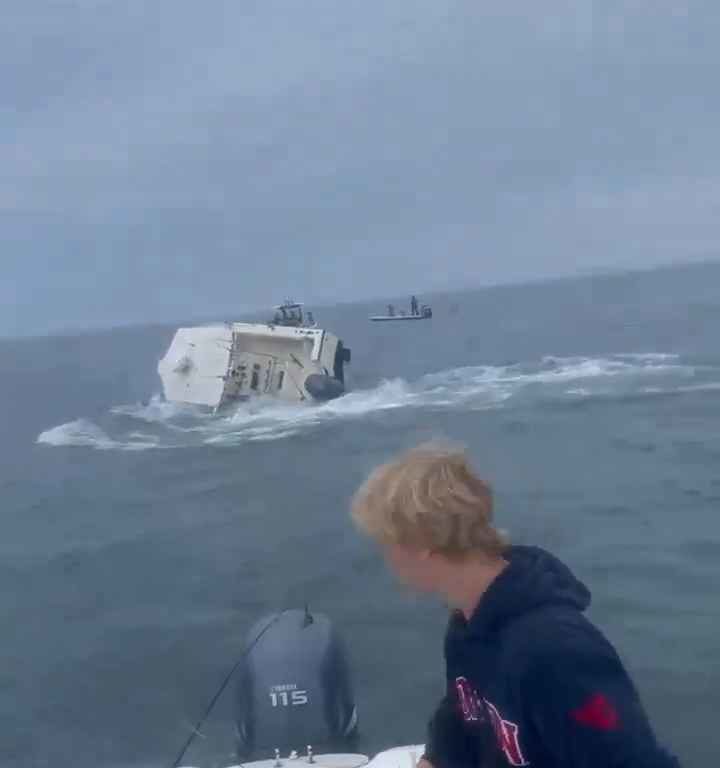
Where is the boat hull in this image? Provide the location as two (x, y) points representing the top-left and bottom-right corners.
(158, 322), (350, 408)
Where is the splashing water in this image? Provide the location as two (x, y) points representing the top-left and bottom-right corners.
(36, 353), (714, 451)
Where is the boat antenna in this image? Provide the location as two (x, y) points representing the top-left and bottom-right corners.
(168, 610), (287, 768)
(303, 603), (314, 627)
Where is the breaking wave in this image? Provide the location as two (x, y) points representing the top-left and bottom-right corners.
(37, 419), (160, 451)
(36, 353), (717, 450)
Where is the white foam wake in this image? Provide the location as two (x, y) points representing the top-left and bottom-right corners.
(110, 396), (196, 423)
(37, 419), (159, 451)
(36, 353), (709, 450)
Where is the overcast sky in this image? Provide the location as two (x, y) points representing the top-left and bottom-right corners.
(3, 0), (720, 336)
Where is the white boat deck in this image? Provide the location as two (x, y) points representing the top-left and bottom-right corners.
(180, 744), (425, 768)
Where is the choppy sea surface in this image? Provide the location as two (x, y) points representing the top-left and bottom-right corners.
(2, 262), (720, 766)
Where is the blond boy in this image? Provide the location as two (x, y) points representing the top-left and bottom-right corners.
(351, 443), (679, 768)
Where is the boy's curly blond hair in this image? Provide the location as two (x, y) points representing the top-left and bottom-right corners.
(351, 441), (508, 558)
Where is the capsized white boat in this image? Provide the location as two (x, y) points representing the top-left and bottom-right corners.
(158, 302), (351, 409)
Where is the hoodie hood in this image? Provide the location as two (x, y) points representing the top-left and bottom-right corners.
(465, 545), (591, 638)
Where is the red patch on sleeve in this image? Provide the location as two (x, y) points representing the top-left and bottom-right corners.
(571, 693), (620, 731)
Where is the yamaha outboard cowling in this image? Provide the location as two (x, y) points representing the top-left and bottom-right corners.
(235, 608), (358, 761)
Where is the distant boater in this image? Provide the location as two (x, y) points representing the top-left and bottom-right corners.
(370, 297), (432, 321)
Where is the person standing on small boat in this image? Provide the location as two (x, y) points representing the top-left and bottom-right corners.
(411, 295), (419, 315)
(351, 443), (680, 768)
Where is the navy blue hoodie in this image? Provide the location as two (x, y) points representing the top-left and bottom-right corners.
(423, 546), (680, 768)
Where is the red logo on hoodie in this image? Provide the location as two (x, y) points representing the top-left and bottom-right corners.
(455, 677), (529, 766)
(571, 693), (620, 731)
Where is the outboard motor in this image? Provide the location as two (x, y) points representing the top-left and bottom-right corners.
(304, 373), (345, 401)
(235, 608), (358, 761)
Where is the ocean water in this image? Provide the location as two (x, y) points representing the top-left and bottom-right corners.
(2, 262), (720, 766)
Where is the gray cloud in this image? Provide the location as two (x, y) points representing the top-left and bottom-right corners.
(3, 0), (720, 336)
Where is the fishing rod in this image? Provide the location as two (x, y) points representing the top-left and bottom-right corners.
(169, 610), (288, 768)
